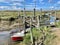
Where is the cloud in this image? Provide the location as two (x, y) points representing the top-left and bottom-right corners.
(39, 0), (45, 4)
(49, 6), (54, 9)
(0, 0), (5, 2)
(0, 0), (59, 10)
(0, 0), (24, 10)
(9, 0), (25, 6)
(10, 2), (23, 6)
(0, 6), (10, 10)
(0, 0), (11, 3)
(0, 5), (22, 10)
(57, 1), (60, 4)
(25, 3), (40, 10)
(0, 0), (24, 3)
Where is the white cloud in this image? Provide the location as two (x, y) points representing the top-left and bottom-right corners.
(0, 6), (10, 10)
(0, 0), (25, 10)
(0, 6), (21, 10)
(0, 0), (24, 3)
(0, 0), (5, 2)
(57, 1), (60, 4)
(0, 6), (4, 9)
(10, 3), (22, 6)
(39, 0), (45, 4)
(9, 0), (24, 6)
(40, 2), (44, 4)
(0, 0), (10, 2)
(10, 6), (21, 10)
(25, 3), (40, 10)
(49, 6), (54, 9)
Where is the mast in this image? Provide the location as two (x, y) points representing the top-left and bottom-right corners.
(33, 0), (36, 19)
(49, 0), (52, 25)
(40, 8), (42, 15)
(23, 0), (26, 33)
(55, 8), (57, 20)
(30, 16), (34, 45)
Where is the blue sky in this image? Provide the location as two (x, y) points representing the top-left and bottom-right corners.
(0, 0), (60, 10)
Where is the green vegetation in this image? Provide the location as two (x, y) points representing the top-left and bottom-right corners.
(55, 21), (60, 27)
(23, 26), (56, 45)
(23, 33), (31, 45)
(0, 10), (60, 20)
(0, 11), (45, 19)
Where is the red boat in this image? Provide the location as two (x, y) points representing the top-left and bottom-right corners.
(11, 31), (24, 41)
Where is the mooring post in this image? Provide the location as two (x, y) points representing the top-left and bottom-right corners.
(30, 16), (34, 45)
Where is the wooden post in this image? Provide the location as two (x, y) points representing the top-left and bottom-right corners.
(37, 16), (40, 28)
(30, 16), (34, 45)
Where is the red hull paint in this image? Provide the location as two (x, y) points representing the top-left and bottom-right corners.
(11, 37), (23, 41)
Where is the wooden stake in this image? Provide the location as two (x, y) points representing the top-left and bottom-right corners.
(30, 16), (34, 45)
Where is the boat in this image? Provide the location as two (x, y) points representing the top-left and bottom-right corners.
(11, 30), (24, 41)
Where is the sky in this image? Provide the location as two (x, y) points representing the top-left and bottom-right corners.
(0, 0), (60, 10)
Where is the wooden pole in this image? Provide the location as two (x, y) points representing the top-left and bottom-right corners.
(37, 16), (40, 28)
(54, 8), (57, 25)
(30, 16), (34, 45)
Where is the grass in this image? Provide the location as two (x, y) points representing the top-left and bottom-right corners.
(0, 10), (60, 19)
(22, 26), (56, 45)
(0, 11), (45, 19)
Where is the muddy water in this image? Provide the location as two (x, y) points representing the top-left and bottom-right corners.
(0, 27), (25, 45)
(0, 31), (11, 45)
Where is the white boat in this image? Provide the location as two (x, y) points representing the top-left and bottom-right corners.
(11, 30), (24, 41)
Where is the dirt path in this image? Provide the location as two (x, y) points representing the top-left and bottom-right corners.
(52, 28), (60, 45)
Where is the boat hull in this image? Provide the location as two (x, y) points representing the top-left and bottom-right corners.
(11, 36), (23, 41)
